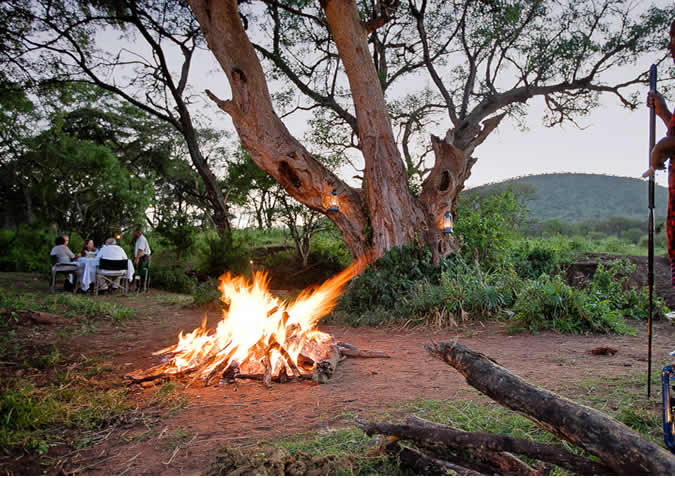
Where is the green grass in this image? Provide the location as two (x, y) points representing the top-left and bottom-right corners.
(0, 288), (136, 323)
(0, 375), (130, 453)
(235, 370), (668, 475)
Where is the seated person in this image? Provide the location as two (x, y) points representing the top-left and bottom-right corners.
(95, 238), (128, 291)
(50, 235), (79, 263)
(80, 238), (98, 257)
(50, 235), (80, 291)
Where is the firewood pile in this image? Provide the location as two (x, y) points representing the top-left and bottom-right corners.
(360, 341), (675, 475)
(125, 340), (389, 388)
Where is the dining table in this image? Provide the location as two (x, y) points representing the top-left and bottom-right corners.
(76, 256), (135, 292)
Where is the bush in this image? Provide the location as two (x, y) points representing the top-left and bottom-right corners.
(510, 274), (632, 335)
(198, 232), (250, 278)
(0, 226), (55, 273)
(440, 259), (522, 321)
(191, 279), (222, 307)
(587, 259), (668, 321)
(151, 264), (197, 294)
(455, 188), (527, 267)
(310, 230), (352, 270)
(511, 238), (574, 280)
(337, 242), (442, 323)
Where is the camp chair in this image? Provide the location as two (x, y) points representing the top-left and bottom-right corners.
(49, 254), (80, 293)
(95, 258), (129, 296)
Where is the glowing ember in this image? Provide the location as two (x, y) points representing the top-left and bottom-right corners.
(135, 255), (370, 386)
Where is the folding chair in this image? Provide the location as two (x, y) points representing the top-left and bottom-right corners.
(95, 258), (129, 296)
(49, 255), (80, 293)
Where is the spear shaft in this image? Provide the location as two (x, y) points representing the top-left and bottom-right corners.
(648, 64), (657, 398)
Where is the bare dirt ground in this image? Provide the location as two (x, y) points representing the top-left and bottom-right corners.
(2, 253), (675, 475)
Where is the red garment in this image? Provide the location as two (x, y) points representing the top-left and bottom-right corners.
(667, 112), (675, 278)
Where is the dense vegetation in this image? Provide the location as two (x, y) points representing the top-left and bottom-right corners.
(2, 181), (667, 336)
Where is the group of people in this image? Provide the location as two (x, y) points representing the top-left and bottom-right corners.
(50, 227), (152, 292)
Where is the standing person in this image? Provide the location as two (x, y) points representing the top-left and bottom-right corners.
(643, 19), (675, 284)
(133, 226), (152, 267)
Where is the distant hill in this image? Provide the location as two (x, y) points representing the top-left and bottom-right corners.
(466, 173), (668, 223)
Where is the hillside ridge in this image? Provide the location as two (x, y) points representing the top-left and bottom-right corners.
(467, 173), (668, 222)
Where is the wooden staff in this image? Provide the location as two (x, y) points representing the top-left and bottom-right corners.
(648, 63), (657, 397)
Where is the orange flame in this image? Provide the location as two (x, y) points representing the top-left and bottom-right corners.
(151, 254), (371, 382)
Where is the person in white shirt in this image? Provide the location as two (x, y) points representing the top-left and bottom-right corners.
(96, 237), (128, 260)
(95, 238), (128, 291)
(133, 227), (151, 266)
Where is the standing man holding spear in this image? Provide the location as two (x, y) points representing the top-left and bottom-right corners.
(643, 19), (675, 397)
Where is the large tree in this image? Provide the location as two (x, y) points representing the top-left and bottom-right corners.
(4, 0), (233, 235)
(187, 0), (672, 262)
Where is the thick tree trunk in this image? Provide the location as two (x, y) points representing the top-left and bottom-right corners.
(187, 0), (473, 262)
(323, 0), (429, 258)
(189, 0), (370, 259)
(426, 341), (675, 475)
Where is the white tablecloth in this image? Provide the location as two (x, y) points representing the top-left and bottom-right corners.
(76, 257), (135, 291)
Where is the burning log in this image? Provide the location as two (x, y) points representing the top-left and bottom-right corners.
(312, 343), (340, 384)
(424, 341), (675, 475)
(123, 255), (386, 388)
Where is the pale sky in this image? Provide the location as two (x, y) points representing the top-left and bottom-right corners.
(100, 1), (675, 190)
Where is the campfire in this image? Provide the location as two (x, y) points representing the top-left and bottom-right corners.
(126, 255), (384, 387)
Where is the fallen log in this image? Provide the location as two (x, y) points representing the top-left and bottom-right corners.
(426, 340), (675, 475)
(406, 415), (536, 475)
(362, 422), (609, 475)
(384, 441), (482, 475)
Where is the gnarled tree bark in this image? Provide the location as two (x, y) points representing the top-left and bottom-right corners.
(188, 0), (461, 263)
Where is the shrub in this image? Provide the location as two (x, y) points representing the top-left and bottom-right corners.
(440, 260), (522, 321)
(199, 232), (250, 278)
(337, 242), (441, 322)
(510, 274), (632, 335)
(511, 238), (574, 280)
(151, 264), (197, 294)
(454, 188), (527, 267)
(587, 259), (668, 321)
(191, 279), (222, 307)
(310, 230), (352, 270)
(0, 226), (55, 273)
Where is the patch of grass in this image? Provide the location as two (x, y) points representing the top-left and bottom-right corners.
(162, 427), (192, 451)
(276, 427), (400, 475)
(0, 377), (130, 453)
(149, 381), (190, 412)
(48, 295), (136, 322)
(0, 287), (137, 323)
(155, 294), (193, 307)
